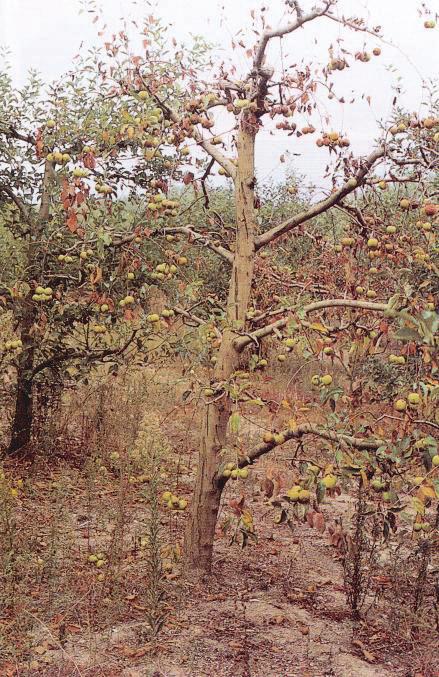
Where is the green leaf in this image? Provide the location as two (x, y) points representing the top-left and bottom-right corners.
(229, 411), (240, 434)
(316, 481), (326, 504)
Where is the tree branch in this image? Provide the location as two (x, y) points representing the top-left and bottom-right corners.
(173, 305), (206, 326)
(32, 330), (138, 377)
(142, 85), (237, 179)
(0, 122), (35, 145)
(241, 422), (384, 470)
(0, 184), (31, 223)
(255, 146), (385, 249)
(165, 226), (234, 264)
(112, 224), (233, 263)
(234, 298), (388, 351)
(252, 1), (333, 72)
(216, 422), (385, 484)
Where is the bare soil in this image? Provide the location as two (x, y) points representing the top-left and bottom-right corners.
(0, 396), (437, 677)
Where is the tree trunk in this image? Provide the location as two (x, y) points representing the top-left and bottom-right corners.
(185, 122), (256, 573)
(6, 161), (53, 458)
(7, 303), (36, 457)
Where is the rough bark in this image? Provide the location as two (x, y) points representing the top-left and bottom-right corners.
(5, 161), (53, 458)
(184, 121), (257, 573)
(7, 304), (36, 456)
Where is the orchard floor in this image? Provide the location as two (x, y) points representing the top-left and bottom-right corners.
(0, 393), (438, 677)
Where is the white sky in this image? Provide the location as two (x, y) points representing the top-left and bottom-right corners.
(1, 0), (438, 188)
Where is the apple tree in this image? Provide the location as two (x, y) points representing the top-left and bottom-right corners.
(114, 0), (438, 572)
(0, 24), (209, 457)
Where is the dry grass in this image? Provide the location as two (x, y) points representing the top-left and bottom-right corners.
(0, 360), (438, 675)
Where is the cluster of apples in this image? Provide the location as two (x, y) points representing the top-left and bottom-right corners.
(32, 285), (53, 302)
(58, 254), (75, 263)
(88, 552), (107, 568)
(394, 392), (421, 411)
(263, 431), (286, 445)
(316, 131), (350, 148)
(150, 262), (176, 281)
(46, 151), (71, 164)
(119, 295), (135, 308)
(95, 183), (113, 195)
(146, 193), (179, 216)
(72, 167), (90, 178)
(328, 58), (348, 71)
(388, 354), (406, 365)
(285, 485), (311, 503)
(355, 48), (381, 62)
(390, 115), (439, 137)
(202, 326), (220, 348)
(365, 236), (395, 259)
(222, 462), (249, 479)
(354, 286), (378, 299)
(311, 374), (333, 387)
(161, 491), (188, 511)
(146, 313), (160, 323)
(2, 338), (23, 351)
(150, 258), (186, 282)
(128, 473), (150, 485)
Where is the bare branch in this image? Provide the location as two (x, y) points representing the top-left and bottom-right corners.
(0, 121), (35, 145)
(234, 298), (388, 351)
(161, 226), (234, 264)
(173, 305), (206, 326)
(255, 146), (385, 249)
(252, 1), (333, 73)
(32, 330), (138, 377)
(0, 184), (31, 223)
(325, 11), (383, 39)
(113, 224), (233, 263)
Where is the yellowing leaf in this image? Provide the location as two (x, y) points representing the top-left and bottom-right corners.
(412, 497), (425, 515)
(360, 469), (369, 488)
(281, 399), (291, 409)
(309, 322), (329, 334)
(241, 509), (253, 530)
(419, 486), (437, 501)
(90, 266), (103, 285)
(288, 417), (298, 432)
(229, 412), (240, 434)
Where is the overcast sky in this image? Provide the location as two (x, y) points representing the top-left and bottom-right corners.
(1, 0), (438, 188)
